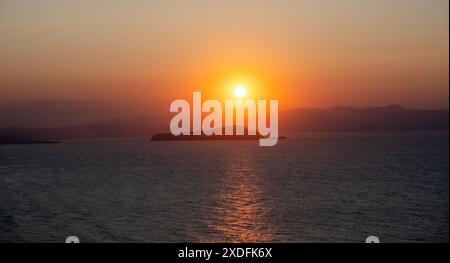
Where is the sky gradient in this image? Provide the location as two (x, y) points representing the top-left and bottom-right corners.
(0, 0), (448, 114)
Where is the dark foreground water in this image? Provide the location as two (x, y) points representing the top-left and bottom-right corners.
(0, 131), (448, 242)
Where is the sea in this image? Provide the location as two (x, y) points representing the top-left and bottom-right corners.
(0, 131), (448, 242)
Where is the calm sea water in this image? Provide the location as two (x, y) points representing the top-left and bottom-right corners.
(0, 131), (448, 243)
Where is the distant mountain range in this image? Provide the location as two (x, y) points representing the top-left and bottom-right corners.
(0, 100), (146, 127)
(281, 104), (449, 132)
(0, 105), (448, 142)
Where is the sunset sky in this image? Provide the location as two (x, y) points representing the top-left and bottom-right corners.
(0, 0), (448, 115)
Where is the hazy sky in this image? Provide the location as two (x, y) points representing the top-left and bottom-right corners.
(0, 0), (448, 112)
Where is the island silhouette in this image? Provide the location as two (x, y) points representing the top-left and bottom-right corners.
(151, 126), (284, 141)
(151, 133), (265, 141)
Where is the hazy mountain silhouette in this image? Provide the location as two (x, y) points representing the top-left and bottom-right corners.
(0, 100), (145, 127)
(0, 116), (168, 142)
(281, 105), (449, 132)
(0, 105), (448, 142)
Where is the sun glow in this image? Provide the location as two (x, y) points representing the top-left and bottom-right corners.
(234, 85), (247, 98)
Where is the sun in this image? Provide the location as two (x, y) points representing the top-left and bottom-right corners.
(234, 85), (247, 98)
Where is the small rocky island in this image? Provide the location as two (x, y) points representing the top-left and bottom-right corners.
(151, 127), (286, 141)
(151, 133), (264, 141)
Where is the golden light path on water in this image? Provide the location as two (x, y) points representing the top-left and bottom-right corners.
(204, 147), (274, 242)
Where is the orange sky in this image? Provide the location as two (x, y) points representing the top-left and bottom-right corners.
(0, 0), (448, 114)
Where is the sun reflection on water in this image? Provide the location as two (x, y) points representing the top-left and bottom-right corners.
(205, 151), (274, 242)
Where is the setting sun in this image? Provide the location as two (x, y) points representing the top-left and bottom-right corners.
(234, 85), (247, 98)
